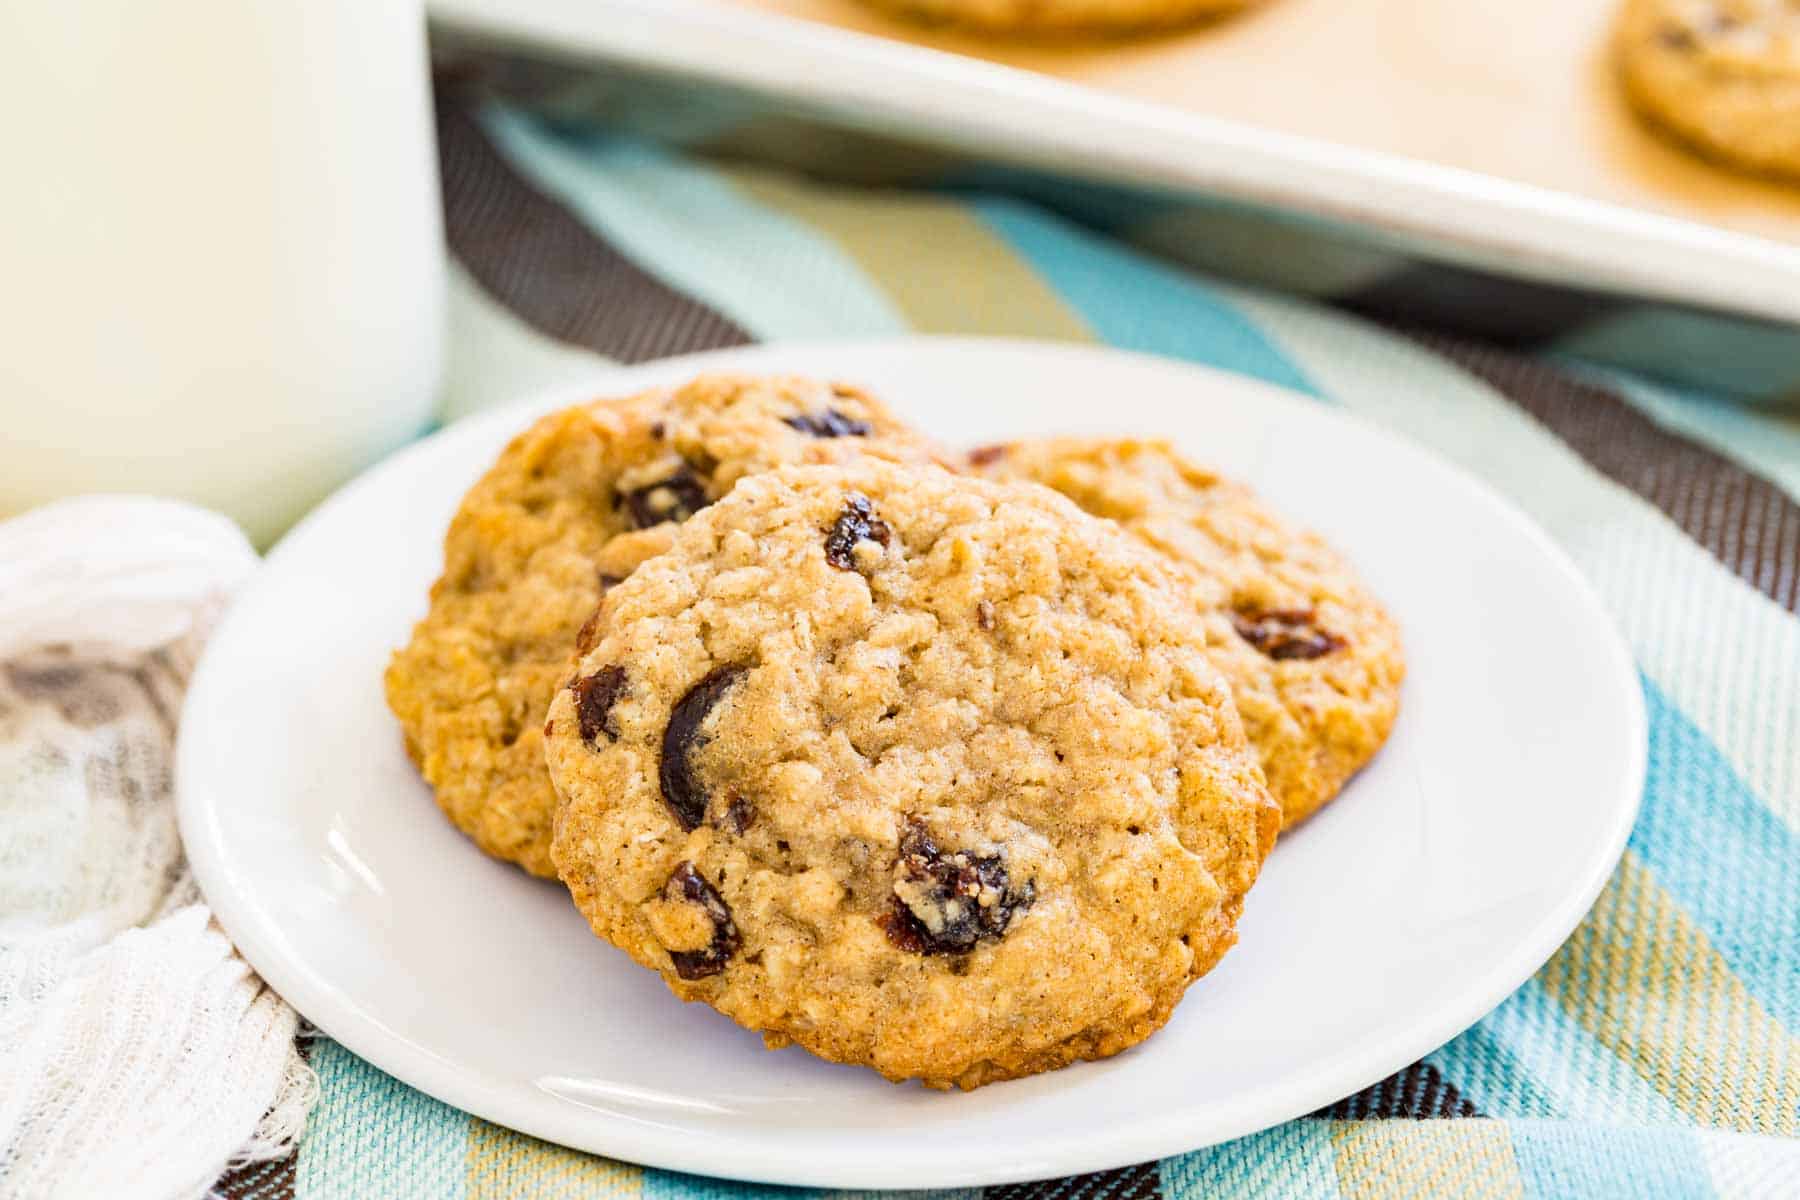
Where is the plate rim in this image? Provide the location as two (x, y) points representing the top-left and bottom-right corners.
(179, 336), (1647, 1188)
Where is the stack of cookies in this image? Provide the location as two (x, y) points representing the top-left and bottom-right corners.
(385, 375), (1402, 1090)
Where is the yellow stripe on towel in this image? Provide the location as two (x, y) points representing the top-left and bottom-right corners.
(466, 1117), (643, 1199)
(1331, 1118), (1525, 1200)
(1539, 853), (1800, 1135)
(722, 166), (1095, 343)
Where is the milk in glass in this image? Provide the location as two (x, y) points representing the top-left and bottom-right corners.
(0, 0), (444, 545)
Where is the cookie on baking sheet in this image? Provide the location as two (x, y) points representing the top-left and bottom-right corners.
(970, 437), (1402, 830)
(544, 460), (1279, 1088)
(858, 0), (1255, 35)
(384, 376), (939, 878)
(1616, 0), (1800, 178)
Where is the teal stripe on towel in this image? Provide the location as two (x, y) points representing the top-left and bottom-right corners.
(973, 199), (1318, 398)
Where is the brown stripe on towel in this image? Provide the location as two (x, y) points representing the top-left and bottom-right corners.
(989, 1159), (1162, 1200)
(1404, 331), (1800, 614)
(1311, 1060), (1482, 1121)
(1339, 266), (1624, 349)
(435, 99), (753, 363)
(212, 1156), (296, 1200)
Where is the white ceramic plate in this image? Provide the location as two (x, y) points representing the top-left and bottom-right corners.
(179, 339), (1644, 1188)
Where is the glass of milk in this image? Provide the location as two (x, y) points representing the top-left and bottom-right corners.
(0, 0), (445, 546)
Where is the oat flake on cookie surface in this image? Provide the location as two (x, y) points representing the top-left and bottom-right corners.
(544, 459), (1279, 1088)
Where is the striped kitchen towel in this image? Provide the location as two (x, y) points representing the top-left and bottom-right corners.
(214, 92), (1800, 1199)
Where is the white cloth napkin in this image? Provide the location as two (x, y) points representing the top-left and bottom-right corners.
(0, 497), (315, 1200)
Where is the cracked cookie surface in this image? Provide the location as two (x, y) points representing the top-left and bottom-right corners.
(384, 375), (938, 877)
(1616, 0), (1800, 178)
(544, 460), (1278, 1088)
(972, 437), (1402, 829)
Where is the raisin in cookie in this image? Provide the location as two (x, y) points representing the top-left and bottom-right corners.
(1616, 0), (1800, 178)
(384, 375), (938, 878)
(544, 460), (1279, 1088)
(971, 437), (1402, 829)
(858, 0), (1255, 35)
